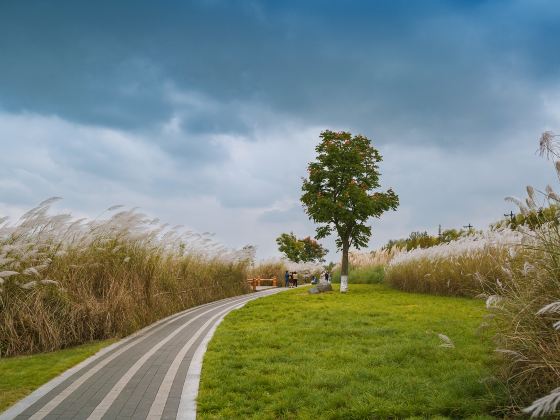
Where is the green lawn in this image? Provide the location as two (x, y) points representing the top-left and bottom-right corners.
(198, 284), (505, 419)
(0, 339), (114, 412)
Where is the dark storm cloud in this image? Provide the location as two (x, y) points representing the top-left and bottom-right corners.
(1, 0), (559, 150)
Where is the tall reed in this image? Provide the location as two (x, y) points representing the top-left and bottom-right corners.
(385, 229), (522, 297)
(0, 199), (252, 357)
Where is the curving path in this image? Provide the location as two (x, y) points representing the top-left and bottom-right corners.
(1, 288), (285, 420)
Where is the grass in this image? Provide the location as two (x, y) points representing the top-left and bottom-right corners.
(0, 339), (114, 412)
(198, 284), (505, 419)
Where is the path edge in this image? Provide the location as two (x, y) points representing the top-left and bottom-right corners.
(177, 288), (285, 420)
(0, 292), (262, 420)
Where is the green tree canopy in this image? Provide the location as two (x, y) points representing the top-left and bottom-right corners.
(276, 232), (328, 263)
(301, 130), (399, 292)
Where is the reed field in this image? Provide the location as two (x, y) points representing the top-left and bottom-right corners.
(0, 198), (252, 357)
(385, 229), (524, 297)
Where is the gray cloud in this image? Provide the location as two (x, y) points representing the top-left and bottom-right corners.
(1, 1), (560, 260)
(1, 1), (559, 149)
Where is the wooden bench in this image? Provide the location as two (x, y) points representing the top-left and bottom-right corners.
(246, 276), (278, 291)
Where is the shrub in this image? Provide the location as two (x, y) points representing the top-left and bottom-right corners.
(332, 265), (385, 284)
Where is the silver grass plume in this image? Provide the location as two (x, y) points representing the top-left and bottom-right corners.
(522, 262), (535, 276)
(526, 186), (537, 209)
(438, 333), (455, 348)
(544, 185), (560, 202)
(40, 279), (59, 286)
(505, 196), (529, 214)
(20, 281), (37, 289)
(486, 295), (503, 309)
(0, 271), (19, 278)
(523, 387), (560, 418)
(23, 267), (41, 277)
(539, 131), (560, 160)
(37, 196), (63, 208)
(107, 205), (124, 211)
(549, 191), (560, 202)
(536, 301), (560, 315)
(495, 349), (528, 362)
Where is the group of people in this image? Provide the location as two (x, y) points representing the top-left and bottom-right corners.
(284, 270), (331, 287)
(311, 271), (330, 284)
(284, 270), (299, 288)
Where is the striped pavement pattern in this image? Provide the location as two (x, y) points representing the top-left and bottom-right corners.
(1, 288), (285, 420)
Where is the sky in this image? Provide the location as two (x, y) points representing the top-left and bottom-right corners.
(1, 0), (560, 261)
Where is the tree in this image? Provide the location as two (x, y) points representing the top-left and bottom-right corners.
(301, 130), (399, 292)
(300, 236), (328, 262)
(276, 232), (328, 263)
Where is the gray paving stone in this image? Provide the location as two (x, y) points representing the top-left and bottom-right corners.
(1, 289), (285, 420)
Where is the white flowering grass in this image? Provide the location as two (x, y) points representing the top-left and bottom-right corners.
(348, 247), (402, 267)
(0, 198), (253, 356)
(385, 229), (523, 297)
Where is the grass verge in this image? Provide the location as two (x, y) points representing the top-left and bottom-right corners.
(198, 284), (505, 419)
(0, 339), (114, 412)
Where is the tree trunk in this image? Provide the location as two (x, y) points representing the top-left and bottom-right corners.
(340, 240), (349, 293)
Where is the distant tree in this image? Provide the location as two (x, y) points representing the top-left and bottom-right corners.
(276, 232), (328, 263)
(300, 236), (328, 263)
(501, 206), (560, 230)
(301, 130), (399, 292)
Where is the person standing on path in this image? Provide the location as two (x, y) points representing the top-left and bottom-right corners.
(284, 270), (290, 287)
(293, 271), (298, 287)
(325, 271), (330, 283)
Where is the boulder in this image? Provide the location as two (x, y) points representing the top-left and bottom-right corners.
(308, 283), (332, 294)
(317, 283), (333, 292)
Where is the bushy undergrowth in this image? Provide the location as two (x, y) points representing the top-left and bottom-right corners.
(332, 265), (385, 284)
(329, 248), (396, 284)
(0, 198), (251, 357)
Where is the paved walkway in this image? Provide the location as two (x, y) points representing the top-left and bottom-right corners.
(1, 288), (285, 420)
